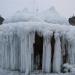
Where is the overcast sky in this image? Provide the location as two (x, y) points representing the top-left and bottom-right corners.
(0, 0), (75, 19)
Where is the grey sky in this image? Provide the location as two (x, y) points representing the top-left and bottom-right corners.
(0, 0), (75, 19)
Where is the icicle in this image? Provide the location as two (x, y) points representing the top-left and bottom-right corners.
(2, 33), (6, 69)
(0, 32), (2, 67)
(25, 33), (30, 75)
(66, 32), (75, 65)
(4, 33), (10, 69)
(0, 32), (4, 68)
(42, 31), (53, 73)
(27, 32), (32, 73)
(20, 31), (27, 72)
(10, 31), (19, 70)
(28, 32), (35, 71)
(66, 36), (75, 65)
(69, 40), (75, 64)
(10, 32), (15, 70)
(25, 32), (35, 75)
(20, 31), (34, 74)
(67, 41), (71, 64)
(53, 32), (62, 73)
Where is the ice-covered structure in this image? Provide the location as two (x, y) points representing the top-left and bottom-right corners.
(0, 7), (75, 75)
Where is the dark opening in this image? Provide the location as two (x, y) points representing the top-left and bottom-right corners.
(51, 33), (55, 72)
(33, 32), (43, 70)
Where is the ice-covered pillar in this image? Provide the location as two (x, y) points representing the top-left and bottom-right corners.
(10, 31), (20, 70)
(20, 31), (27, 72)
(0, 32), (10, 69)
(0, 32), (5, 69)
(10, 32), (16, 70)
(29, 32), (35, 71)
(26, 31), (35, 73)
(65, 33), (75, 64)
(0, 32), (3, 67)
(25, 32), (34, 75)
(53, 32), (62, 73)
(20, 31), (35, 74)
(4, 33), (10, 69)
(68, 39), (75, 64)
(42, 31), (53, 73)
(66, 32), (75, 64)
(67, 40), (71, 64)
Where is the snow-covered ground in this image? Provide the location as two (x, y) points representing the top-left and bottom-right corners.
(0, 68), (74, 75)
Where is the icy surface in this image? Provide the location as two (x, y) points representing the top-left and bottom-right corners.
(42, 31), (53, 72)
(4, 8), (44, 23)
(0, 68), (74, 75)
(53, 33), (62, 73)
(4, 7), (69, 25)
(39, 7), (69, 25)
(0, 22), (75, 74)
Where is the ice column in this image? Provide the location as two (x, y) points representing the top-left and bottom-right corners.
(29, 32), (35, 71)
(0, 32), (2, 67)
(61, 34), (68, 64)
(67, 40), (71, 64)
(66, 33), (74, 64)
(0, 32), (5, 68)
(26, 32), (35, 74)
(10, 31), (19, 70)
(0, 32), (10, 69)
(68, 39), (75, 64)
(20, 30), (27, 72)
(53, 32), (62, 73)
(10, 32), (16, 70)
(20, 31), (35, 74)
(4, 33), (10, 69)
(61, 35), (66, 63)
(42, 31), (53, 72)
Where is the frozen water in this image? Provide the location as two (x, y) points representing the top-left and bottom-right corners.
(0, 7), (75, 74)
(4, 7), (69, 25)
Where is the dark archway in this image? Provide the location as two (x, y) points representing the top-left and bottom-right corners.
(33, 32), (43, 70)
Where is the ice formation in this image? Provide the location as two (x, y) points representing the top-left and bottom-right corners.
(4, 7), (69, 25)
(39, 7), (69, 25)
(4, 8), (44, 23)
(0, 7), (75, 75)
(53, 32), (62, 73)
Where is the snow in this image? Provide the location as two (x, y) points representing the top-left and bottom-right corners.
(4, 7), (69, 25)
(4, 8), (44, 23)
(0, 68), (74, 75)
(63, 63), (75, 72)
(39, 7), (69, 25)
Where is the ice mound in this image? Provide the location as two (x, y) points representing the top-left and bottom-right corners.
(4, 8), (44, 23)
(4, 7), (69, 25)
(40, 7), (69, 25)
